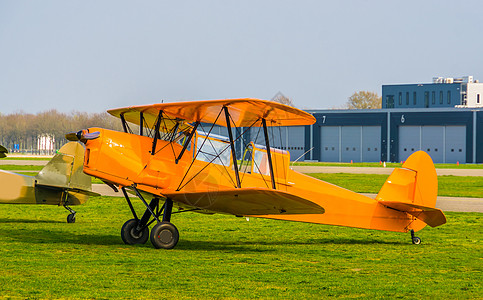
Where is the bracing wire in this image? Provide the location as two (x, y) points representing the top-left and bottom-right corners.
(176, 109), (223, 191)
(178, 116), (262, 191)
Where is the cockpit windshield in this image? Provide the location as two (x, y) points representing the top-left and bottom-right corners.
(195, 136), (231, 166)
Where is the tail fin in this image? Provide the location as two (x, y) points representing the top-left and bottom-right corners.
(35, 142), (98, 205)
(376, 151), (446, 229)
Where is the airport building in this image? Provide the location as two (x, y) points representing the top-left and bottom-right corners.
(209, 77), (483, 164)
(382, 76), (483, 109)
(270, 76), (483, 164)
(302, 107), (482, 164)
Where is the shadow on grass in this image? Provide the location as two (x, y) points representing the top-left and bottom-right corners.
(0, 224), (405, 250)
(2, 228), (274, 251)
(176, 237), (404, 251)
(2, 227), (120, 246)
(0, 218), (64, 224)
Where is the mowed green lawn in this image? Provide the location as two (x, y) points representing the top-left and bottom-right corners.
(0, 196), (481, 299)
(309, 173), (483, 198)
(0, 165), (44, 171)
(0, 157), (52, 161)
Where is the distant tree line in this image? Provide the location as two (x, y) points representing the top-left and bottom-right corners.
(0, 110), (123, 153)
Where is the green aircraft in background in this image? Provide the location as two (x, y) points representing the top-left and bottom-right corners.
(0, 142), (98, 223)
(0, 145), (7, 158)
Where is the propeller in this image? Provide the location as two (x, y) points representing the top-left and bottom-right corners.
(65, 130), (100, 142)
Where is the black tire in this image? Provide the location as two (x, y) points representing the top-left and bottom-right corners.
(121, 219), (149, 245)
(150, 222), (179, 249)
(67, 213), (76, 223)
(412, 236), (421, 245)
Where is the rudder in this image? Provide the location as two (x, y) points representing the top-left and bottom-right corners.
(376, 151), (446, 229)
(35, 142), (97, 205)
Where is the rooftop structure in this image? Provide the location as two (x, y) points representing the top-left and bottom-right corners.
(382, 76), (483, 109)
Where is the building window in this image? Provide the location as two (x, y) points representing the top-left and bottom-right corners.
(386, 95), (395, 108)
(478, 94), (481, 104)
(413, 92), (417, 105)
(432, 91), (436, 104)
(439, 91), (443, 104)
(424, 92), (429, 107)
(406, 92), (409, 105)
(447, 91), (451, 104)
(398, 92), (402, 105)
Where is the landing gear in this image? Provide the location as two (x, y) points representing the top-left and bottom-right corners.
(410, 229), (421, 245)
(150, 222), (179, 249)
(67, 213), (76, 223)
(64, 205), (76, 223)
(120, 186), (180, 249)
(121, 219), (149, 244)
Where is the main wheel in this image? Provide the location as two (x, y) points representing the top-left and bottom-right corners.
(150, 222), (179, 249)
(412, 236), (421, 245)
(121, 219), (149, 245)
(67, 213), (76, 223)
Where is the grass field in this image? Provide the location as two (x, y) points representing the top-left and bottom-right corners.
(0, 196), (481, 299)
(0, 157), (52, 161)
(309, 173), (483, 198)
(0, 165), (44, 171)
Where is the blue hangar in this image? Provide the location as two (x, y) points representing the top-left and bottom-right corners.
(268, 76), (483, 164)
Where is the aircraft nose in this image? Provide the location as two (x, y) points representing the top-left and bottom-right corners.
(65, 130), (100, 143)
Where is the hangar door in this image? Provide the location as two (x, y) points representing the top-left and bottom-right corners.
(398, 126), (466, 163)
(320, 126), (381, 162)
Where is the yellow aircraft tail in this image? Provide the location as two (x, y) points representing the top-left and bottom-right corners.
(376, 151), (446, 230)
(0, 142), (97, 206)
(0, 142), (97, 222)
(35, 141), (98, 206)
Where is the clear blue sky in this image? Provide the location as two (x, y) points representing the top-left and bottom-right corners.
(1, 1), (483, 114)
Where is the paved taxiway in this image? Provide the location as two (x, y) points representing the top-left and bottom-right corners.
(291, 166), (483, 177)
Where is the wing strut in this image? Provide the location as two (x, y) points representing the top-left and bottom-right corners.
(224, 106), (241, 188)
(120, 113), (130, 133)
(175, 121), (199, 164)
(151, 110), (163, 155)
(262, 118), (276, 189)
(169, 121), (180, 142)
(139, 112), (144, 136)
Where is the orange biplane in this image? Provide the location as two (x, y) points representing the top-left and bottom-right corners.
(66, 99), (446, 249)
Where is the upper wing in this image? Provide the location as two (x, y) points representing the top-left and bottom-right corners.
(107, 98), (316, 128)
(163, 187), (325, 215)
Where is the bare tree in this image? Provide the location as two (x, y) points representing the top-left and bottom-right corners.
(345, 91), (382, 109)
(271, 92), (295, 107)
(0, 110), (124, 153)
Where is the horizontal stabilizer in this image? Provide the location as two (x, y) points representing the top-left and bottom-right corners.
(380, 201), (447, 227)
(164, 188), (325, 216)
(35, 184), (100, 197)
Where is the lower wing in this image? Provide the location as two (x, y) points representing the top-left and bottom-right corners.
(164, 188), (325, 216)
